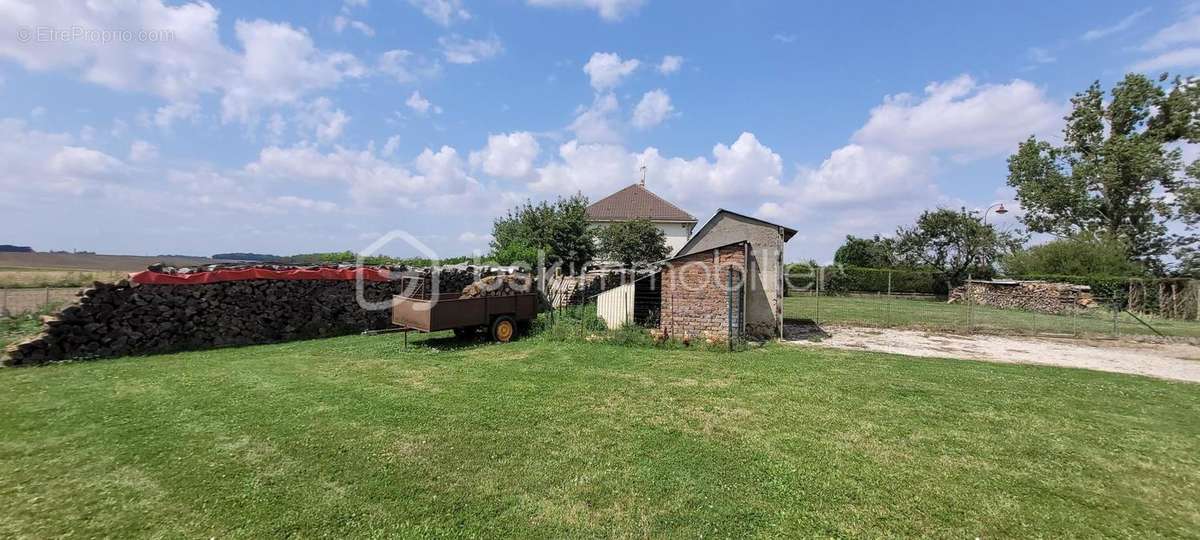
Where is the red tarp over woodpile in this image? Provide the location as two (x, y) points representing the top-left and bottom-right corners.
(129, 267), (394, 285)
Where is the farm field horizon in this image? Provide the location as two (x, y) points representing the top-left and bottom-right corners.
(1, 333), (1198, 537)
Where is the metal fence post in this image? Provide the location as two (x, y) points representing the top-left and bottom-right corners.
(966, 274), (973, 334)
(885, 270), (892, 327)
(1075, 291), (1084, 338)
(815, 266), (822, 326)
(1112, 297), (1120, 338)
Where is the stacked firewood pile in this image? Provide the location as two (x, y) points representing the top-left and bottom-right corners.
(460, 275), (536, 298)
(1, 265), (492, 366)
(948, 281), (1095, 314)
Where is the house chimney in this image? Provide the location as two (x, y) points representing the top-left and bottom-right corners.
(640, 165), (647, 186)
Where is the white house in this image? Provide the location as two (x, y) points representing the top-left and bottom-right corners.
(585, 182), (698, 256)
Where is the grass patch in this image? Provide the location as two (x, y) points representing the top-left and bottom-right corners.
(1, 333), (1198, 536)
(784, 294), (1200, 338)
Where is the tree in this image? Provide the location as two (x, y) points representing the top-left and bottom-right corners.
(596, 219), (671, 266)
(1006, 73), (1200, 273)
(490, 194), (596, 272)
(1001, 232), (1144, 277)
(894, 207), (1023, 287)
(833, 235), (894, 268)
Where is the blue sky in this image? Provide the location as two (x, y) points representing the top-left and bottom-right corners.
(0, 0), (1196, 261)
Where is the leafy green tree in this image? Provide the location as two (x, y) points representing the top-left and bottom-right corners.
(894, 207), (1024, 287)
(596, 219), (671, 266)
(1006, 73), (1199, 273)
(490, 194), (596, 272)
(1001, 232), (1144, 277)
(833, 235), (895, 268)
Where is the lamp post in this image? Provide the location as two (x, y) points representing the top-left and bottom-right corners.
(982, 202), (1008, 224)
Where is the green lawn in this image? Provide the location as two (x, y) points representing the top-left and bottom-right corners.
(784, 294), (1200, 338)
(1, 333), (1198, 537)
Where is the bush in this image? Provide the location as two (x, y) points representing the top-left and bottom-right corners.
(1002, 233), (1144, 277)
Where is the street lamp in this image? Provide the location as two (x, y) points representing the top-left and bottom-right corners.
(982, 203), (1008, 224)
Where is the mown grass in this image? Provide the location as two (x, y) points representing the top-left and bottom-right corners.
(1, 331), (1198, 537)
(784, 294), (1200, 338)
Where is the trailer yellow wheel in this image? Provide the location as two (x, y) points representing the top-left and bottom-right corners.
(491, 316), (516, 342)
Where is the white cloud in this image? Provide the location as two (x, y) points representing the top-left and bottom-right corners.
(756, 74), (1064, 238)
(457, 231), (494, 248)
(1132, 11), (1200, 71)
(657, 55), (683, 75)
(852, 75), (1063, 158)
(221, 20), (365, 123)
(569, 92), (622, 144)
(470, 132), (541, 179)
(0, 119), (126, 197)
(383, 135), (402, 157)
(439, 34), (504, 64)
(409, 0), (471, 26)
(1026, 47), (1056, 65)
(0, 2), (365, 126)
(333, 15), (375, 37)
(244, 145), (471, 208)
(297, 97), (351, 143)
(153, 102), (201, 129)
(272, 195), (338, 213)
(1082, 8), (1151, 40)
(29, 106), (46, 119)
(773, 33), (797, 44)
(786, 145), (931, 205)
(1132, 48), (1200, 72)
(583, 52), (640, 91)
(129, 140), (159, 163)
(405, 91), (442, 115)
(533, 132), (783, 206)
(1142, 13), (1200, 50)
(378, 49), (442, 83)
(525, 0), (646, 21)
(632, 89), (674, 129)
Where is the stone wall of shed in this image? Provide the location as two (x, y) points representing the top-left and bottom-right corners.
(659, 244), (746, 342)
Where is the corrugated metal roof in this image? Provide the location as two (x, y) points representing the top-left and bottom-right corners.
(585, 183), (697, 223)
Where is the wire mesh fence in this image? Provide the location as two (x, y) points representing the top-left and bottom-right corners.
(784, 267), (1200, 340)
(0, 287), (82, 317)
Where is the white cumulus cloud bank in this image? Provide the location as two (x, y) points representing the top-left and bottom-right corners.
(470, 132), (541, 179)
(583, 52), (639, 91)
(526, 0), (646, 21)
(632, 89), (674, 129)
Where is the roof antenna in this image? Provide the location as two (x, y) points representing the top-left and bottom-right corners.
(640, 165), (647, 186)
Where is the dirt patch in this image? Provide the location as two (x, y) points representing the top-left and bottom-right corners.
(785, 324), (1200, 383)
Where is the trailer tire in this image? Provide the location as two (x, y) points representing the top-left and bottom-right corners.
(490, 316), (516, 343)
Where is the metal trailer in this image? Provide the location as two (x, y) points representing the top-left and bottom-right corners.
(392, 292), (539, 342)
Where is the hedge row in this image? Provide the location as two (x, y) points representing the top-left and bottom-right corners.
(785, 266), (944, 295)
(785, 266), (1182, 310)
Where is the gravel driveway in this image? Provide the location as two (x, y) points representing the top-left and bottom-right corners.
(786, 324), (1200, 383)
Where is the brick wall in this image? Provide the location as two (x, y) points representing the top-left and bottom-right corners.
(660, 243), (746, 342)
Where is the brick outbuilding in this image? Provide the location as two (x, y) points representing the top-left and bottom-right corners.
(659, 241), (748, 342)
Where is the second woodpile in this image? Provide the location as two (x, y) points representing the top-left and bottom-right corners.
(459, 275), (536, 298)
(948, 281), (1096, 314)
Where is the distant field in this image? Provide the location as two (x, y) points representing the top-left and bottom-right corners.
(0, 252), (229, 289)
(0, 252), (224, 272)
